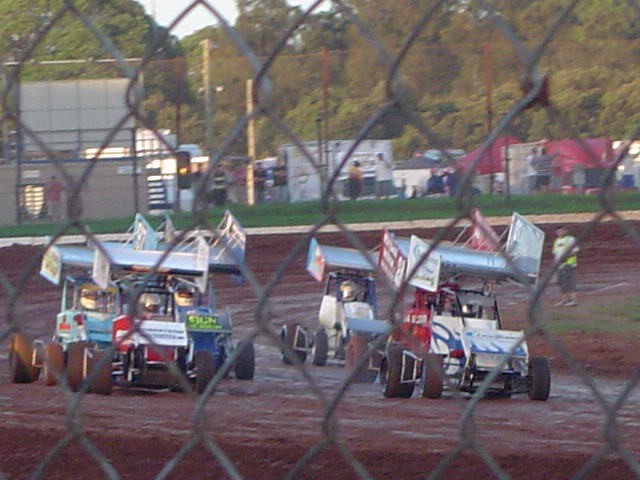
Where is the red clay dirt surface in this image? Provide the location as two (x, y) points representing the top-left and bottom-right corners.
(1, 219), (640, 479)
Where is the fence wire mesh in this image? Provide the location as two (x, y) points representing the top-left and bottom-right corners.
(1, 0), (640, 479)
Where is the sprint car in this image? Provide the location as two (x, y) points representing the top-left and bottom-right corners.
(280, 238), (387, 382)
(381, 287), (550, 400)
(9, 211), (253, 395)
(378, 211), (551, 400)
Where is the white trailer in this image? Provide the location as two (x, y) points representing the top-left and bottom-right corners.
(279, 139), (394, 202)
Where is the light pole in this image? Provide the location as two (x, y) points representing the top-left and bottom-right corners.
(201, 38), (214, 165)
(316, 115), (324, 193)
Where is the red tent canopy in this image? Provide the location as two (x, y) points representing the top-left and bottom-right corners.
(457, 136), (522, 175)
(543, 138), (613, 175)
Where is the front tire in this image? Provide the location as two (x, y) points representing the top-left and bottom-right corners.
(528, 356), (551, 401)
(194, 350), (216, 394)
(381, 344), (415, 398)
(234, 340), (255, 380)
(345, 333), (377, 383)
(311, 330), (329, 366)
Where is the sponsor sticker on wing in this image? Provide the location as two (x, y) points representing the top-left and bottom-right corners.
(185, 314), (223, 331)
(40, 244), (62, 285)
(306, 238), (325, 282)
(406, 235), (441, 292)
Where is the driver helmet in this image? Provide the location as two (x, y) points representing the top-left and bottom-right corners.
(80, 289), (97, 310)
(462, 303), (477, 317)
(139, 293), (161, 313)
(174, 284), (195, 307)
(340, 280), (358, 302)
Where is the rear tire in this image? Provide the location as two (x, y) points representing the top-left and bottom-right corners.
(345, 333), (377, 383)
(86, 349), (113, 395)
(8, 332), (39, 383)
(381, 344), (415, 398)
(280, 322), (307, 365)
(311, 330), (329, 366)
(421, 353), (444, 399)
(43, 343), (65, 386)
(528, 356), (551, 401)
(194, 350), (216, 394)
(234, 340), (255, 380)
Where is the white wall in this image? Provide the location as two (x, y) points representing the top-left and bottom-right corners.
(19, 79), (140, 153)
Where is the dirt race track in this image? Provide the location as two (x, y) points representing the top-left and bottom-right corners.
(1, 218), (640, 479)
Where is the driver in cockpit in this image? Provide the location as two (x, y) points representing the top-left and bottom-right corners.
(174, 284), (196, 308)
(340, 280), (359, 302)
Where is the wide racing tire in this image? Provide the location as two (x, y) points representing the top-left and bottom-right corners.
(43, 343), (65, 386)
(234, 340), (255, 380)
(8, 332), (39, 383)
(66, 341), (93, 392)
(86, 348), (113, 395)
(345, 333), (377, 383)
(381, 344), (415, 398)
(194, 350), (216, 394)
(528, 356), (551, 401)
(311, 330), (329, 366)
(421, 353), (444, 399)
(280, 322), (307, 365)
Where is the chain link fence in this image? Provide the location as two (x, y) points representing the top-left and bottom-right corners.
(2, 0), (640, 478)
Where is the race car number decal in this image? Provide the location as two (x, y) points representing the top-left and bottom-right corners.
(186, 314), (222, 331)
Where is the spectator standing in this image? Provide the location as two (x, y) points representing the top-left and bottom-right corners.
(44, 175), (65, 221)
(254, 162), (266, 204)
(191, 163), (204, 188)
(210, 163), (228, 207)
(191, 163), (205, 205)
(347, 161), (363, 200)
(229, 165), (246, 204)
(572, 163), (586, 194)
(426, 169), (445, 195)
(398, 177), (407, 199)
(272, 159), (289, 203)
(445, 167), (461, 197)
(374, 152), (393, 198)
(531, 151), (554, 192)
(552, 225), (579, 307)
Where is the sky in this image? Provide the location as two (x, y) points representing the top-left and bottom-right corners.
(136, 1), (321, 39)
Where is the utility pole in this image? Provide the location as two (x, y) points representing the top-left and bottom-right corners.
(201, 38), (214, 164)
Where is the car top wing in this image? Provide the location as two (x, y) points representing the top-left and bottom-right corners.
(96, 210), (245, 276)
(40, 236), (209, 287)
(379, 212), (544, 287)
(306, 237), (376, 282)
(165, 210), (245, 276)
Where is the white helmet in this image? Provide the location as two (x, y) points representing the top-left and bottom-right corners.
(340, 280), (358, 302)
(140, 293), (161, 313)
(174, 285), (195, 307)
(80, 289), (97, 310)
